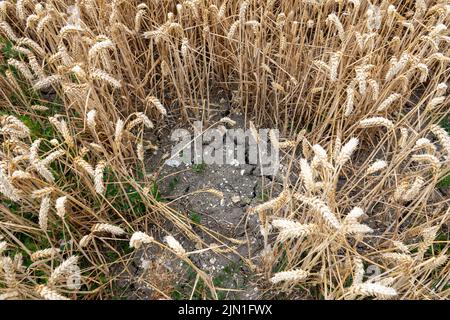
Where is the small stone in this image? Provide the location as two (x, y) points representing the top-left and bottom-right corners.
(240, 196), (252, 205)
(231, 195), (241, 203)
(165, 158), (181, 167)
(241, 164), (255, 175)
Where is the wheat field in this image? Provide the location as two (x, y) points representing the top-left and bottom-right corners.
(0, 0), (449, 300)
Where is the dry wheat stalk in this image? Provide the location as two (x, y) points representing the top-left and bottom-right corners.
(249, 190), (290, 214)
(0, 0), (446, 301)
(382, 252), (413, 264)
(359, 117), (394, 129)
(377, 93), (401, 112)
(86, 110), (97, 132)
(353, 257), (364, 285)
(7, 59), (34, 81)
(227, 20), (240, 39)
(90, 68), (121, 88)
(30, 248), (61, 262)
(0, 290), (19, 300)
(38, 196), (50, 231)
(114, 119), (124, 147)
(1, 256), (16, 288)
(33, 75), (61, 90)
(11, 170), (33, 180)
(366, 159), (387, 174)
(36, 285), (70, 300)
(79, 234), (94, 248)
(48, 116), (74, 148)
(31, 187), (53, 199)
(134, 6), (147, 33)
(201, 189), (224, 198)
(129, 231), (154, 249)
(239, 0), (249, 22)
(55, 196), (67, 219)
(402, 176), (425, 202)
(137, 141), (144, 161)
(299, 158), (316, 192)
(355, 64), (373, 96)
(164, 235), (186, 257)
(417, 226), (439, 257)
(0, 165), (21, 201)
(41, 149), (64, 166)
(89, 39), (115, 61)
(219, 117), (236, 127)
(386, 52), (410, 81)
(181, 38), (189, 59)
(398, 127), (409, 148)
(48, 255), (79, 286)
(146, 96), (167, 117)
(94, 161), (106, 194)
(393, 241), (410, 254)
(270, 269), (308, 284)
(293, 193), (341, 229)
(0, 241), (7, 255)
(0, 21), (18, 41)
(349, 282), (397, 299)
(426, 96), (446, 110)
(74, 157), (95, 177)
(411, 154), (441, 172)
(272, 218), (316, 241)
(336, 138), (359, 166)
(418, 255), (448, 270)
(414, 138), (436, 153)
(326, 13), (345, 41)
(91, 223), (125, 236)
(430, 124), (450, 156)
(342, 207), (372, 235)
(32, 161), (55, 183)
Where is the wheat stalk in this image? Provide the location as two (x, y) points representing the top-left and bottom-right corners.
(48, 255), (79, 286)
(146, 96), (167, 117)
(90, 68), (121, 88)
(1, 257), (16, 288)
(293, 193), (341, 229)
(349, 282), (397, 299)
(94, 161), (106, 194)
(74, 157), (95, 177)
(382, 252), (413, 264)
(377, 93), (401, 112)
(79, 234), (94, 248)
(336, 138), (359, 166)
(249, 190), (290, 214)
(272, 218), (316, 241)
(30, 248), (61, 262)
(91, 223), (125, 236)
(164, 235), (186, 257)
(0, 290), (19, 300)
(270, 269), (308, 284)
(36, 285), (70, 300)
(129, 231), (154, 249)
(55, 196), (67, 219)
(430, 124), (450, 156)
(359, 117), (394, 129)
(38, 196), (50, 231)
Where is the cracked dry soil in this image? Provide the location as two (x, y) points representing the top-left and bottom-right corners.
(114, 111), (286, 299)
